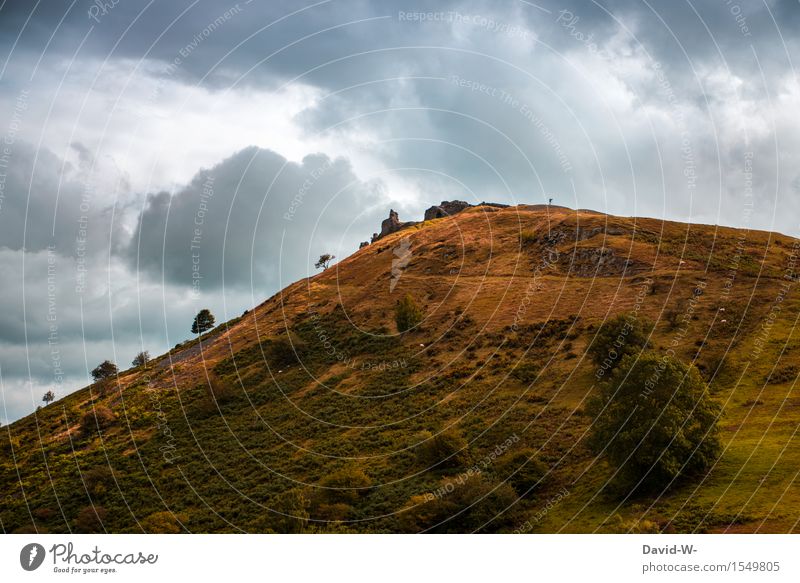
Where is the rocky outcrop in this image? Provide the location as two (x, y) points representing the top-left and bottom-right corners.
(381, 209), (404, 237)
(371, 209), (419, 243)
(563, 247), (636, 277)
(369, 200), (510, 243)
(424, 200), (472, 221)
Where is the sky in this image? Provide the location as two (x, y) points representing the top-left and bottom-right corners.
(0, 0), (798, 423)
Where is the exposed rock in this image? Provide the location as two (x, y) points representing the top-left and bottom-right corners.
(381, 209), (403, 236)
(575, 225), (625, 239)
(478, 201), (510, 210)
(369, 200), (510, 243)
(562, 247), (637, 277)
(424, 200), (472, 221)
(371, 209), (418, 243)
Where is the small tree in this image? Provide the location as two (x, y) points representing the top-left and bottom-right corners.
(140, 511), (184, 534)
(400, 474), (517, 533)
(80, 405), (116, 437)
(415, 429), (470, 471)
(317, 467), (372, 505)
(191, 309), (216, 335)
(269, 489), (310, 533)
(131, 351), (150, 368)
(494, 448), (548, 496)
(315, 253), (335, 270)
(91, 360), (118, 382)
(74, 505), (107, 533)
(265, 334), (307, 368)
(587, 352), (721, 494)
(42, 390), (55, 406)
(83, 466), (113, 497)
(395, 293), (424, 332)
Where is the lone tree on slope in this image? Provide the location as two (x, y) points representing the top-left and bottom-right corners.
(91, 360), (118, 382)
(587, 352), (721, 494)
(191, 309), (216, 335)
(395, 293), (424, 332)
(42, 390), (55, 406)
(315, 254), (335, 270)
(132, 351), (150, 368)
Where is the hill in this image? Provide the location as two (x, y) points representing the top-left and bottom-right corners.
(2, 204), (800, 533)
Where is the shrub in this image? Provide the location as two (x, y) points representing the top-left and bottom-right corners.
(11, 523), (48, 534)
(664, 307), (682, 330)
(767, 364), (799, 385)
(588, 314), (651, 378)
(395, 293), (423, 332)
(520, 231), (537, 247)
(510, 362), (540, 384)
(140, 511), (183, 533)
(82, 466), (113, 497)
(268, 489), (310, 533)
(587, 352), (721, 494)
(33, 507), (57, 521)
(265, 334), (307, 368)
(607, 514), (661, 533)
(415, 429), (470, 471)
(494, 449), (548, 495)
(74, 505), (107, 533)
(317, 467), (372, 505)
(314, 503), (353, 522)
(197, 375), (236, 415)
(91, 360), (118, 382)
(400, 475), (518, 533)
(0, 433), (17, 456)
(80, 406), (116, 437)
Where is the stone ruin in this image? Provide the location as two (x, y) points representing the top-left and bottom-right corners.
(361, 200), (509, 247)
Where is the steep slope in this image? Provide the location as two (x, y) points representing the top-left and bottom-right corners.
(3, 204), (800, 533)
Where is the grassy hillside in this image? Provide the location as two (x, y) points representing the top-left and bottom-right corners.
(3, 204), (800, 533)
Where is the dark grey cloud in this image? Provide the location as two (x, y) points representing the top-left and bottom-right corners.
(0, 140), (132, 255)
(2, 1), (796, 92)
(127, 145), (385, 291)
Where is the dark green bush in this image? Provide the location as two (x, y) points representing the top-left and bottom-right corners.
(265, 334), (307, 368)
(317, 467), (372, 505)
(82, 465), (114, 497)
(494, 449), (548, 495)
(510, 362), (540, 384)
(768, 364), (798, 385)
(415, 429), (470, 471)
(400, 475), (518, 533)
(395, 293), (423, 332)
(74, 505), (107, 533)
(587, 352), (721, 494)
(520, 231), (537, 247)
(268, 489), (310, 533)
(80, 406), (116, 437)
(140, 511), (184, 533)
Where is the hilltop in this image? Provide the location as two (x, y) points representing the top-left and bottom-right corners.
(2, 203), (800, 533)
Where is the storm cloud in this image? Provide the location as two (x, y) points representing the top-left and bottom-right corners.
(127, 145), (385, 291)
